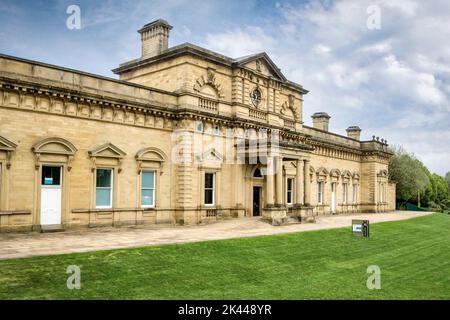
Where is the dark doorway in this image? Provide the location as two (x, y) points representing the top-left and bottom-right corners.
(253, 186), (261, 216)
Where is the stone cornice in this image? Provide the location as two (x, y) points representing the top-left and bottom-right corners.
(1, 78), (392, 162)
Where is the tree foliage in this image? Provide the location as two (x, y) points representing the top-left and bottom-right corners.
(389, 146), (450, 211)
(446, 172), (450, 191)
(388, 146), (430, 202)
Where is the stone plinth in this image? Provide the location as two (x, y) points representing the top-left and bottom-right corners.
(262, 206), (288, 226)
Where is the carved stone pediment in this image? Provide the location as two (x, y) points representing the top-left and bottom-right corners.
(316, 167), (329, 181)
(135, 147), (167, 173)
(89, 143), (126, 173)
(0, 135), (17, 169)
(193, 68), (225, 98)
(235, 53), (287, 82)
(341, 170), (352, 182)
(0, 135), (17, 152)
(196, 148), (223, 167)
(377, 169), (388, 178)
(89, 143), (126, 159)
(31, 137), (77, 170)
(280, 94), (299, 120)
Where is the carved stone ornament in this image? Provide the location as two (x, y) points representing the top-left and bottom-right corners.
(193, 68), (225, 98)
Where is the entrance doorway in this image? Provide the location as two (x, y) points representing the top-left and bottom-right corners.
(253, 186), (261, 216)
(40, 166), (62, 225)
(331, 182), (336, 214)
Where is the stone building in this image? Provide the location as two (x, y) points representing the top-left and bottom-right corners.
(0, 20), (395, 232)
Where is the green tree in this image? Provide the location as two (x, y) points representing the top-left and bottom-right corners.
(446, 172), (450, 191)
(388, 146), (430, 204)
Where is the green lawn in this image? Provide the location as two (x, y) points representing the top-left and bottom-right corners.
(1, 214), (449, 300)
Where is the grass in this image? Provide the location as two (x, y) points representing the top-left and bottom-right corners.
(0, 213), (449, 299)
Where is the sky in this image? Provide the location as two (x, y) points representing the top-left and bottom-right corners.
(0, 0), (449, 175)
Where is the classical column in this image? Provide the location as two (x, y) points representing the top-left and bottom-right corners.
(296, 159), (304, 205)
(303, 159), (311, 206)
(275, 156), (284, 206)
(265, 157), (274, 206)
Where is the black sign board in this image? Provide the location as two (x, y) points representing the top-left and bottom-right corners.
(352, 219), (369, 237)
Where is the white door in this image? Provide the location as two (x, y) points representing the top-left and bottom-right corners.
(40, 166), (62, 225)
(331, 183), (336, 213)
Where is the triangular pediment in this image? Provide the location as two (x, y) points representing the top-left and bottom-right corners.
(234, 53), (287, 81)
(0, 135), (17, 151)
(198, 148), (223, 164)
(89, 143), (126, 159)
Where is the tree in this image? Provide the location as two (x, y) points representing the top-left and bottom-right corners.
(388, 146), (430, 203)
(446, 172), (450, 191)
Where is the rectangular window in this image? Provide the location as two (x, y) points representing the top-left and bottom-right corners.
(342, 183), (348, 204)
(96, 169), (113, 208)
(204, 172), (215, 206)
(353, 184), (358, 204)
(141, 171), (155, 208)
(41, 166), (61, 186)
(286, 178), (294, 205)
(317, 181), (324, 205)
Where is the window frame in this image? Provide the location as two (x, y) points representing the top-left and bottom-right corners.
(141, 170), (156, 208)
(95, 168), (113, 209)
(204, 172), (216, 206)
(342, 183), (348, 204)
(195, 121), (204, 133)
(317, 181), (324, 205)
(286, 177), (294, 205)
(353, 184), (358, 204)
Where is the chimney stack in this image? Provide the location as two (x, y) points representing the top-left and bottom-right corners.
(346, 126), (362, 140)
(138, 19), (173, 58)
(311, 112), (331, 131)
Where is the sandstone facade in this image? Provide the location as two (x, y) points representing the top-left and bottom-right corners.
(0, 20), (395, 232)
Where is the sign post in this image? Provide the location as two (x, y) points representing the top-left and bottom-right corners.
(352, 220), (369, 237)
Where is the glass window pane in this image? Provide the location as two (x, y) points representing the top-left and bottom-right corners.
(96, 169), (112, 188)
(205, 173), (214, 189)
(141, 189), (154, 206)
(142, 171), (155, 189)
(205, 189), (213, 205)
(41, 166), (61, 185)
(96, 188), (111, 207)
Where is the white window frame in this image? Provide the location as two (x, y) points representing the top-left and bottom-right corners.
(318, 181), (324, 205)
(204, 172), (215, 206)
(353, 184), (358, 204)
(141, 170), (156, 208)
(96, 168), (113, 209)
(342, 183), (348, 204)
(286, 177), (294, 205)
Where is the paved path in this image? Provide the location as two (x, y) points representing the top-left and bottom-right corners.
(0, 211), (432, 260)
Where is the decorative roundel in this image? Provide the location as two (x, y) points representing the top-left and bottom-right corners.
(250, 87), (262, 107)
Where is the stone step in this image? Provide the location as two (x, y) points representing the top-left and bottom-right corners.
(40, 224), (65, 233)
(285, 216), (301, 225)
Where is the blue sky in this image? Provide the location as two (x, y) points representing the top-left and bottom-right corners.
(1, 0), (449, 175)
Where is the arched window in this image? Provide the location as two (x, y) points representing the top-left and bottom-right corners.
(253, 168), (263, 178)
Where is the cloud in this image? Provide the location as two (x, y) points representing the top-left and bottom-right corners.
(0, 0), (449, 175)
(201, 0), (450, 175)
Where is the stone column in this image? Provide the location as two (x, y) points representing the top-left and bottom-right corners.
(275, 156), (284, 206)
(296, 159), (304, 205)
(304, 159), (311, 206)
(265, 157), (274, 206)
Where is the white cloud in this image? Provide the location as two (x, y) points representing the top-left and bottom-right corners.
(1, 0), (448, 175)
(202, 0), (450, 175)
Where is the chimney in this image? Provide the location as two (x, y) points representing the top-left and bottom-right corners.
(311, 112), (331, 131)
(346, 126), (361, 140)
(138, 19), (173, 58)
